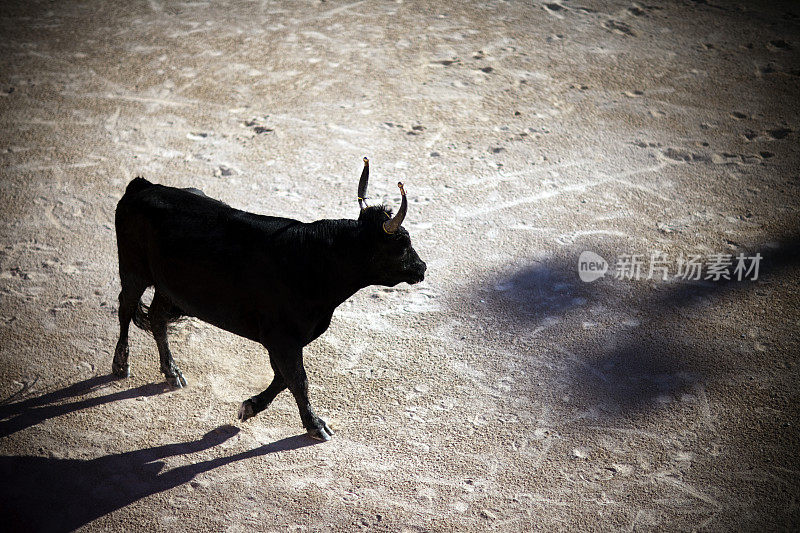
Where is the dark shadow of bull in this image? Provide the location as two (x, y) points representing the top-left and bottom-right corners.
(0, 422), (317, 532)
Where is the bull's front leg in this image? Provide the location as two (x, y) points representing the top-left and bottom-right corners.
(238, 370), (286, 422)
(268, 345), (334, 441)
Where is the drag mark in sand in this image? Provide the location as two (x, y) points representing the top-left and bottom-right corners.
(653, 471), (721, 508)
(528, 438), (555, 474)
(459, 162), (675, 219)
(10, 161), (102, 172)
(585, 426), (665, 441)
(458, 179), (611, 219)
(300, 0), (367, 22)
(555, 229), (630, 245)
(693, 383), (713, 429)
(460, 160), (587, 188)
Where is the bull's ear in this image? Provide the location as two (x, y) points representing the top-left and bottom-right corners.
(383, 182), (407, 234)
(357, 157), (369, 210)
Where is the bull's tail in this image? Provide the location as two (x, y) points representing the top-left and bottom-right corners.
(132, 300), (152, 331)
(132, 299), (186, 332)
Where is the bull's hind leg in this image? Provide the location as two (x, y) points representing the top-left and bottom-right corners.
(112, 281), (146, 378)
(149, 291), (187, 388)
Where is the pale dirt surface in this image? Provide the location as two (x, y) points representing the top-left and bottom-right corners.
(1, 0), (799, 531)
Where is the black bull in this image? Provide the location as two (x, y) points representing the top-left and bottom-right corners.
(112, 159), (426, 440)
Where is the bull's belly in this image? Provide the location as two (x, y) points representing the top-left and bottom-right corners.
(147, 254), (331, 347)
(158, 283), (263, 343)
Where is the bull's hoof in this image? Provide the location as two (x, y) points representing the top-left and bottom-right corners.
(307, 420), (334, 442)
(238, 400), (255, 422)
(166, 369), (187, 388)
(111, 361), (129, 378)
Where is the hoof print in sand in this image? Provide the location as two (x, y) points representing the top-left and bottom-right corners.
(603, 20), (637, 37)
(243, 119), (273, 135)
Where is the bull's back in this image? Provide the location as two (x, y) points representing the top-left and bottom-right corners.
(115, 179), (297, 341)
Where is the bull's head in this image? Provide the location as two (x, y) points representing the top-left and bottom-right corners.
(357, 157), (427, 286)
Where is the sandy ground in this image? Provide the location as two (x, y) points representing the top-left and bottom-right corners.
(1, 0), (799, 531)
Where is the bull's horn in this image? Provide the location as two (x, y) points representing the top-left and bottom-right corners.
(383, 182), (407, 234)
(357, 157), (369, 210)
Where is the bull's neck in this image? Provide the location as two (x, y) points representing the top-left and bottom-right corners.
(297, 219), (371, 308)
